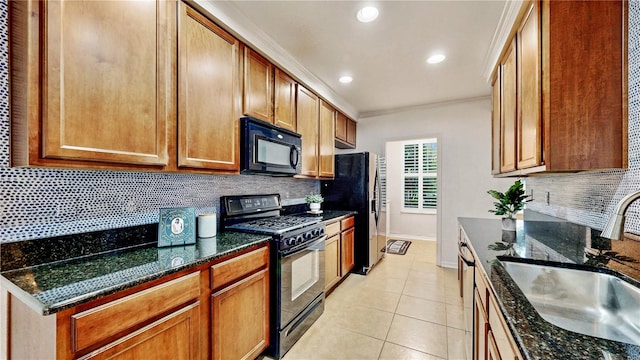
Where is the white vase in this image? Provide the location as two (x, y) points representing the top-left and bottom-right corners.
(502, 218), (517, 232)
(309, 203), (321, 212)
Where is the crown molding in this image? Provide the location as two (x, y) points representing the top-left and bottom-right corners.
(189, 0), (359, 119)
(481, 0), (526, 82)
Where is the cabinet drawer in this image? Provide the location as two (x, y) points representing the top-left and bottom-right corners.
(475, 265), (489, 311)
(340, 216), (354, 230)
(326, 221), (341, 237)
(71, 272), (200, 352)
(211, 246), (269, 290)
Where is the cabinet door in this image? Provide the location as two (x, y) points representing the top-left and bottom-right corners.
(319, 100), (336, 178)
(346, 118), (357, 146)
(84, 302), (200, 360)
(325, 235), (341, 291)
(211, 269), (269, 360)
(500, 39), (517, 173)
(491, 70), (501, 175)
(474, 289), (488, 360)
(274, 68), (297, 131)
(178, 3), (240, 171)
(517, 1), (542, 169)
(487, 330), (502, 360)
(36, 0), (173, 166)
(340, 228), (355, 275)
(243, 48), (273, 122)
(296, 84), (319, 177)
(335, 112), (348, 142)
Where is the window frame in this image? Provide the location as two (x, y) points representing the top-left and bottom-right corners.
(401, 138), (438, 215)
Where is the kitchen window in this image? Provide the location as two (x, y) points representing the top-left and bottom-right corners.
(403, 139), (437, 213)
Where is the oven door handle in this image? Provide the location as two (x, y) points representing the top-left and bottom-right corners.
(458, 242), (475, 267)
(281, 236), (327, 258)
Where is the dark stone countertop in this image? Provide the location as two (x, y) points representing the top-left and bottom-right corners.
(458, 213), (640, 360)
(292, 210), (357, 224)
(0, 231), (270, 316)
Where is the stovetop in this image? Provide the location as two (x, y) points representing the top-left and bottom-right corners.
(226, 215), (322, 235)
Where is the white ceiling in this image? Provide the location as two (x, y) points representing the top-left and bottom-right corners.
(224, 1), (507, 117)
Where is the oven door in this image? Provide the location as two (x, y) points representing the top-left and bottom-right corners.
(279, 236), (326, 328)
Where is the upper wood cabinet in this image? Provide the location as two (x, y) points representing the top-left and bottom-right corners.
(10, 0), (176, 169)
(274, 68), (297, 132)
(491, 69), (501, 175)
(319, 100), (336, 178)
(243, 48), (274, 123)
(335, 112), (357, 149)
(177, 2), (241, 172)
(492, 0), (627, 176)
(296, 84), (320, 177)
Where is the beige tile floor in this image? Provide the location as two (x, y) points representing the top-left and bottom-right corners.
(281, 240), (466, 360)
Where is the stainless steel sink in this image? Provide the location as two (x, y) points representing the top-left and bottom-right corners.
(500, 261), (640, 345)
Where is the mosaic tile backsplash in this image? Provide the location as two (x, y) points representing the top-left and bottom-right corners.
(0, 0), (317, 243)
(526, 0), (640, 234)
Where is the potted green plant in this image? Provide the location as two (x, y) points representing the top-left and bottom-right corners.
(487, 180), (529, 231)
(305, 193), (324, 213)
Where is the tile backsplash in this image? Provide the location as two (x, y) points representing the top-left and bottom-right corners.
(526, 0), (640, 234)
(0, 1), (317, 243)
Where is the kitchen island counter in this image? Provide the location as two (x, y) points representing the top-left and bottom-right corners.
(459, 214), (640, 360)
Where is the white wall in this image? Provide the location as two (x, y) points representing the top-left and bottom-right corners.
(386, 140), (437, 239)
(355, 98), (513, 267)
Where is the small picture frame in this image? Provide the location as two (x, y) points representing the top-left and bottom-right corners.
(158, 207), (196, 247)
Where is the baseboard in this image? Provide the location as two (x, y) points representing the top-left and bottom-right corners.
(386, 234), (436, 242)
(440, 261), (458, 269)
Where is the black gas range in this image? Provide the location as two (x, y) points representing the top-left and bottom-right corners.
(220, 194), (326, 359)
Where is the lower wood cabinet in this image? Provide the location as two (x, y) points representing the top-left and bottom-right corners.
(6, 243), (271, 360)
(324, 216), (355, 293)
(210, 246), (270, 360)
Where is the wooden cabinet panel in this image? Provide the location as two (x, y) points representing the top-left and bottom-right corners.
(211, 269), (269, 360)
(243, 48), (273, 122)
(474, 289), (488, 360)
(325, 235), (341, 291)
(178, 3), (240, 172)
(274, 68), (297, 131)
(489, 293), (522, 360)
(11, 0), (174, 168)
(325, 221), (341, 238)
(296, 84), (320, 177)
(491, 70), (501, 175)
(487, 330), (501, 360)
(341, 216), (355, 230)
(72, 273), (200, 353)
(211, 246), (269, 290)
(319, 100), (335, 178)
(346, 118), (357, 146)
(340, 228), (355, 275)
(500, 40), (517, 174)
(335, 112), (347, 142)
(82, 302), (200, 360)
(517, 2), (541, 170)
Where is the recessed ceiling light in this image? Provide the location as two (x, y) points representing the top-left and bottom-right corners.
(339, 76), (353, 84)
(427, 54), (446, 64)
(357, 6), (379, 23)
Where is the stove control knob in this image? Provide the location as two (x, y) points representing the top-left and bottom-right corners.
(286, 237), (297, 246)
(296, 235), (304, 244)
(313, 228), (323, 237)
(304, 232), (313, 240)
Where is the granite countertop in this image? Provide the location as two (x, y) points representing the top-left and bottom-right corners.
(0, 230), (270, 316)
(293, 210), (357, 224)
(458, 213), (640, 360)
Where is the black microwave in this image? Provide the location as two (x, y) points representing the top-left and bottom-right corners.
(241, 117), (302, 176)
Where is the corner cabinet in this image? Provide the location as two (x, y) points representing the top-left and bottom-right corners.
(10, 0), (175, 169)
(491, 0), (627, 176)
(177, 2), (241, 172)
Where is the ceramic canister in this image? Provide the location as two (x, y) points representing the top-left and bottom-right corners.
(197, 213), (217, 238)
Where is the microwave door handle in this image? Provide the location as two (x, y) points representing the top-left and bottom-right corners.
(290, 146), (300, 168)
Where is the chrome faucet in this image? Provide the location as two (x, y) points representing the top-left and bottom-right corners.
(600, 190), (640, 240)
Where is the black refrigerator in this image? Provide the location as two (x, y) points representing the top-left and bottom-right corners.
(321, 152), (384, 275)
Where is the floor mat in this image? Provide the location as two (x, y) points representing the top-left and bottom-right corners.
(382, 240), (412, 255)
